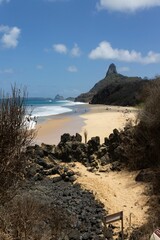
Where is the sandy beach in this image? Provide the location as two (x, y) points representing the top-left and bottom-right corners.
(35, 104), (138, 145)
(79, 105), (137, 143)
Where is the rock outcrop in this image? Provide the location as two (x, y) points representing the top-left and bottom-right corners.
(91, 79), (149, 106)
(54, 94), (64, 101)
(106, 63), (117, 76)
(26, 130), (127, 181)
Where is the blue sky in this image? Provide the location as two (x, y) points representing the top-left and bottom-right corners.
(0, 0), (160, 98)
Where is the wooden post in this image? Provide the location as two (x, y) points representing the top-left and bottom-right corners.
(105, 211), (124, 240)
(121, 211), (124, 240)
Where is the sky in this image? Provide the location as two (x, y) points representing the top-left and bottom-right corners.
(0, 0), (160, 98)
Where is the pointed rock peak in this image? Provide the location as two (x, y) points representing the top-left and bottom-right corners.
(106, 63), (117, 76)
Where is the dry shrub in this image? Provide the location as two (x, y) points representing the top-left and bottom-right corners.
(137, 78), (160, 166)
(121, 79), (160, 169)
(0, 86), (35, 203)
(0, 194), (74, 240)
(118, 123), (149, 170)
(122, 124), (152, 169)
(129, 224), (153, 240)
(0, 232), (13, 240)
(48, 204), (76, 240)
(139, 79), (160, 128)
(7, 195), (45, 239)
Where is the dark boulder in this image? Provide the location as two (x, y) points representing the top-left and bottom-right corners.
(88, 136), (100, 154)
(75, 133), (82, 142)
(36, 158), (54, 169)
(60, 133), (72, 143)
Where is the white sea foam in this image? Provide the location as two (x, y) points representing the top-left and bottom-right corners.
(60, 101), (86, 106)
(56, 100), (85, 105)
(25, 100), (86, 129)
(28, 101), (85, 118)
(31, 105), (73, 117)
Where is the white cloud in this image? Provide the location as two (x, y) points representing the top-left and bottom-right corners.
(53, 43), (82, 57)
(0, 25), (21, 48)
(97, 0), (160, 12)
(71, 43), (81, 57)
(53, 43), (68, 54)
(0, 0), (10, 4)
(67, 65), (78, 72)
(88, 41), (160, 64)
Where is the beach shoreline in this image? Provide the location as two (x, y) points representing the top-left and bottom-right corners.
(35, 104), (138, 145)
(33, 104), (151, 236)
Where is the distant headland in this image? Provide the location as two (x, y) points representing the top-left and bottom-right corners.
(75, 63), (149, 106)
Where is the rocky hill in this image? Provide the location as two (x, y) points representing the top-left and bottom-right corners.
(91, 79), (149, 106)
(54, 94), (64, 101)
(75, 63), (148, 106)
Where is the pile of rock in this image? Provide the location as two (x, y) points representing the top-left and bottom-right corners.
(26, 143), (77, 182)
(26, 129), (128, 179)
(23, 170), (107, 239)
(49, 181), (107, 239)
(24, 130), (136, 239)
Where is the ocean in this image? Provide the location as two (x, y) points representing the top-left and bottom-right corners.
(25, 98), (86, 129)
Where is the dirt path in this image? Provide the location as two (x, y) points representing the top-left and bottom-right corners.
(74, 162), (149, 232)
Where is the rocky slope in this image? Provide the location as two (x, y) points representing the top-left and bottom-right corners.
(75, 63), (148, 106)
(91, 79), (149, 106)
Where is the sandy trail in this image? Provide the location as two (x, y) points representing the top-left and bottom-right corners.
(74, 162), (149, 231)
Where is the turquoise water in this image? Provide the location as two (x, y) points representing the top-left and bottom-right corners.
(24, 98), (87, 129)
(25, 98), (85, 118)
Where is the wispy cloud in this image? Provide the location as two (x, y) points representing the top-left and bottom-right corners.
(46, 0), (70, 2)
(67, 65), (78, 72)
(118, 66), (130, 72)
(44, 48), (50, 53)
(0, 0), (10, 4)
(36, 65), (43, 70)
(53, 43), (68, 54)
(0, 68), (14, 74)
(71, 43), (81, 57)
(96, 0), (160, 12)
(0, 25), (21, 49)
(53, 43), (81, 57)
(89, 41), (160, 64)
